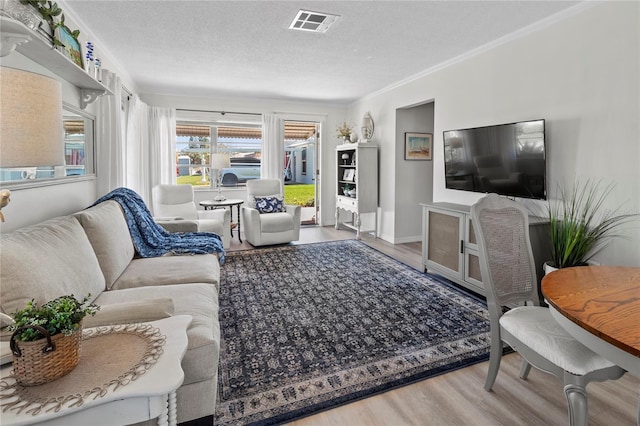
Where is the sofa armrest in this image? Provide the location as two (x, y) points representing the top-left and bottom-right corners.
(83, 298), (175, 328)
(197, 209), (228, 222)
(156, 219), (199, 233)
(197, 209), (231, 248)
(285, 204), (302, 238)
(241, 206), (261, 244)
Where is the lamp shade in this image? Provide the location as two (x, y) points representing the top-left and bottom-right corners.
(211, 153), (230, 170)
(0, 67), (64, 167)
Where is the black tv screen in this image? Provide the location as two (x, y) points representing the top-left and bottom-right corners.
(443, 119), (546, 200)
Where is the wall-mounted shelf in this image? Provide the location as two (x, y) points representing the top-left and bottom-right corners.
(0, 15), (112, 108)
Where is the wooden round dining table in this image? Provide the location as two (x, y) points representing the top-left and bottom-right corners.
(541, 266), (640, 376)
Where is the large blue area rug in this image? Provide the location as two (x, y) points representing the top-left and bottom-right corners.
(215, 240), (491, 425)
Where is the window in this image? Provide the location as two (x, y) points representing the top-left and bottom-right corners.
(63, 109), (95, 177)
(175, 111), (262, 188)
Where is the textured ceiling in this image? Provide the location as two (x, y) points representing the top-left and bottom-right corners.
(63, 1), (581, 104)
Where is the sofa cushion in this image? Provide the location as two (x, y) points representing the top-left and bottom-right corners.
(259, 211), (295, 233)
(111, 254), (220, 292)
(94, 284), (219, 385)
(83, 298), (175, 328)
(0, 216), (105, 315)
(74, 200), (135, 290)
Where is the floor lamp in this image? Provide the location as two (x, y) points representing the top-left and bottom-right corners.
(211, 153), (230, 201)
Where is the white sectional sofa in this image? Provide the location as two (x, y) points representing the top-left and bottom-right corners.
(0, 199), (221, 424)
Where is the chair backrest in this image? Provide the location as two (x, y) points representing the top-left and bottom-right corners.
(470, 194), (540, 313)
(246, 179), (283, 205)
(151, 184), (198, 220)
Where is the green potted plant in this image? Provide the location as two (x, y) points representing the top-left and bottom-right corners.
(8, 294), (98, 386)
(546, 179), (638, 270)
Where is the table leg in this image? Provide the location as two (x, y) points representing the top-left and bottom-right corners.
(237, 204), (242, 243)
(157, 394), (169, 426)
(168, 390), (178, 426)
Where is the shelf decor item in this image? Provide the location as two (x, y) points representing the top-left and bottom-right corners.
(336, 121), (353, 143)
(361, 112), (374, 142)
(8, 295), (99, 386)
(55, 24), (83, 68)
(84, 40), (93, 73)
(405, 132), (433, 161)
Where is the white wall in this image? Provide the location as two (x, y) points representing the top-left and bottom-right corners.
(349, 2), (640, 266)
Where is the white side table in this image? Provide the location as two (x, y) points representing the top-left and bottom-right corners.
(0, 315), (192, 426)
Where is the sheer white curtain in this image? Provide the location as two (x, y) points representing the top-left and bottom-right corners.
(148, 107), (176, 189)
(261, 113), (283, 180)
(96, 69), (124, 196)
(125, 95), (176, 205)
(125, 95), (150, 201)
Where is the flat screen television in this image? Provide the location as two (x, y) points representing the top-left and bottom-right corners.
(443, 119), (546, 200)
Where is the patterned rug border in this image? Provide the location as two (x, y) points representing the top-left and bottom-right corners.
(220, 239), (493, 425)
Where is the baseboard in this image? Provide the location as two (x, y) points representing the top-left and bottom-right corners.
(393, 235), (422, 244)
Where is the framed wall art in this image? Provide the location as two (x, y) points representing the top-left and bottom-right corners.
(405, 132), (432, 161)
(56, 26), (84, 69)
(342, 168), (355, 181)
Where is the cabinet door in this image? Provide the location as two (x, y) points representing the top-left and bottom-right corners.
(464, 216), (483, 288)
(424, 208), (464, 278)
(464, 250), (483, 287)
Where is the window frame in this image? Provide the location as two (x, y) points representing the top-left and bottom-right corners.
(175, 110), (262, 190)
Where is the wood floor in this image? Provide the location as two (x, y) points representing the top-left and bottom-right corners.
(227, 226), (639, 426)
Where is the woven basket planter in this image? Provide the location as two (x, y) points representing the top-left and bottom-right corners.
(10, 324), (82, 386)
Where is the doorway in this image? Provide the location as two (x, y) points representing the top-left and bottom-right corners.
(283, 120), (319, 225)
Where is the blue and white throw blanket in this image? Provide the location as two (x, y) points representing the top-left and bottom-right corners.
(91, 187), (225, 262)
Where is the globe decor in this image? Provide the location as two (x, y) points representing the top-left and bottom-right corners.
(8, 295), (98, 386)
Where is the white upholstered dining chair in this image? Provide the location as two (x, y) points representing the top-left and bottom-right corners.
(152, 184), (231, 248)
(241, 179), (300, 246)
(471, 193), (625, 426)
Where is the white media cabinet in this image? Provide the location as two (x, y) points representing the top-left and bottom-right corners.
(421, 202), (551, 296)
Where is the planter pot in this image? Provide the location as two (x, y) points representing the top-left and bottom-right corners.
(543, 260), (600, 275)
(543, 261), (558, 276)
(10, 323), (82, 386)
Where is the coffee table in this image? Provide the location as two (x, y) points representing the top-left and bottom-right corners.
(0, 315), (192, 426)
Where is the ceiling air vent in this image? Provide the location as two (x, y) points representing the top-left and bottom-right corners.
(289, 10), (339, 33)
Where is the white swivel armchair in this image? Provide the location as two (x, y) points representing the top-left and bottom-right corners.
(241, 179), (301, 246)
(471, 194), (625, 426)
(152, 184), (231, 248)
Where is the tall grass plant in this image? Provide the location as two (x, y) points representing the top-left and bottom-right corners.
(547, 180), (638, 268)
